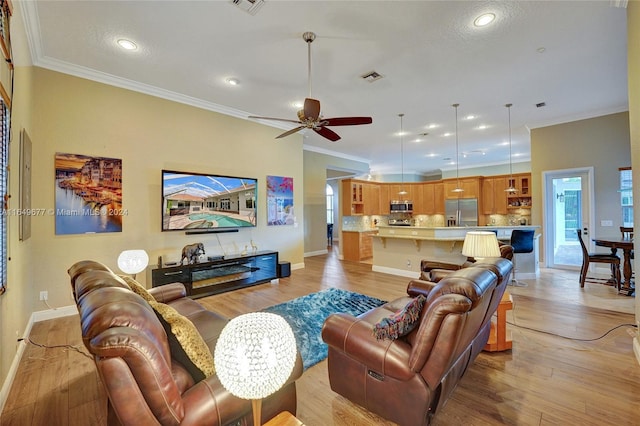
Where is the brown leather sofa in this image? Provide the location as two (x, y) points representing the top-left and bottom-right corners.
(321, 257), (513, 426)
(418, 242), (513, 279)
(68, 260), (303, 426)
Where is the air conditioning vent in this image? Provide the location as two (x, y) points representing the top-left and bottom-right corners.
(232, 0), (265, 15)
(361, 71), (384, 82)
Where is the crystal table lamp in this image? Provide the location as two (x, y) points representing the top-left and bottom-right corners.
(117, 249), (149, 279)
(462, 231), (501, 261)
(214, 312), (297, 426)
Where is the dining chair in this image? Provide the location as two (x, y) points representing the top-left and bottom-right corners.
(619, 226), (634, 277)
(577, 229), (621, 290)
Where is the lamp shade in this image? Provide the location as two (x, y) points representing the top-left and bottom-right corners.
(462, 231), (501, 259)
(117, 250), (149, 275)
(214, 312), (297, 401)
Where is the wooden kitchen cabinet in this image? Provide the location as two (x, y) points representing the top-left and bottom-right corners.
(506, 173), (532, 209)
(444, 177), (480, 199)
(342, 231), (375, 261)
(378, 184), (390, 215)
(481, 176), (508, 215)
(363, 183), (380, 215)
(420, 182), (445, 214)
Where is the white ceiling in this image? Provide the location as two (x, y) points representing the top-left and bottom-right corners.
(15, 1), (629, 176)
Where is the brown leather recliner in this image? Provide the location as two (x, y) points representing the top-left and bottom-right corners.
(68, 260), (303, 426)
(321, 258), (513, 426)
(418, 243), (513, 280)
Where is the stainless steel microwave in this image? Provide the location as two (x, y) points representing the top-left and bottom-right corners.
(390, 200), (413, 213)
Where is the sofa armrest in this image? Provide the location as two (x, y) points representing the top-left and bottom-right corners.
(406, 279), (438, 297)
(148, 283), (187, 303)
(322, 313), (414, 381)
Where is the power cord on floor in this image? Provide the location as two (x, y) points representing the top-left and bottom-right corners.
(508, 297), (638, 342)
(17, 337), (93, 360)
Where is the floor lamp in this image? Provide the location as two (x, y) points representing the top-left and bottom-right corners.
(214, 312), (297, 426)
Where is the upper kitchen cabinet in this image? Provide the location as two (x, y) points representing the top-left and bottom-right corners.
(481, 176), (508, 215)
(363, 182), (381, 216)
(506, 173), (532, 209)
(443, 177), (480, 199)
(419, 182), (445, 214)
(341, 179), (383, 216)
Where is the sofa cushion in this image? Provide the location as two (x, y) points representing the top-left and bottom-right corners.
(119, 275), (156, 303)
(150, 300), (215, 382)
(373, 295), (426, 340)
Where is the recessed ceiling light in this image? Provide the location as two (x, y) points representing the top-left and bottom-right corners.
(427, 124), (438, 129)
(477, 124), (488, 130)
(465, 115), (476, 120)
(291, 101), (303, 108)
(474, 13), (496, 27)
(537, 47), (546, 53)
(117, 39), (137, 50)
(226, 78), (240, 86)
(443, 132), (452, 137)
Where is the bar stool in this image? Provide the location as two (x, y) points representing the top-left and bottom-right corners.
(327, 223), (334, 246)
(509, 229), (535, 287)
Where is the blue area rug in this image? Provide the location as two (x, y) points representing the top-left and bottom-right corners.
(261, 288), (386, 370)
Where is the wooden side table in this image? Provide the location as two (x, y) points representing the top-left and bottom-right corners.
(264, 411), (304, 426)
(484, 291), (513, 352)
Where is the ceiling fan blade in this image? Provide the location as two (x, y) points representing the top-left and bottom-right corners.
(276, 126), (306, 139)
(248, 116), (302, 125)
(322, 117), (373, 126)
(304, 98), (321, 121)
(314, 126), (341, 142)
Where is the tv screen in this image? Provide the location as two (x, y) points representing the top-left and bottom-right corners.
(162, 170), (257, 231)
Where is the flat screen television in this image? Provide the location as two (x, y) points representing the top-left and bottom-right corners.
(162, 170), (257, 232)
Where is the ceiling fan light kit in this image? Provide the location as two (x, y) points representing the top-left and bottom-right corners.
(248, 31), (372, 142)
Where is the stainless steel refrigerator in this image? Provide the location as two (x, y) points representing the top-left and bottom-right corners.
(445, 198), (478, 227)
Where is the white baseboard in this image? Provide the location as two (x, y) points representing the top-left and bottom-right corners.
(372, 265), (418, 279)
(0, 305), (78, 415)
(304, 249), (328, 257)
(291, 262), (305, 270)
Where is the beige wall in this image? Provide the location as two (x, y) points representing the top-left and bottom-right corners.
(0, 66), (306, 384)
(303, 151), (368, 255)
(530, 112), (631, 262)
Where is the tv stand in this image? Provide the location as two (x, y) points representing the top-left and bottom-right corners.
(150, 250), (278, 298)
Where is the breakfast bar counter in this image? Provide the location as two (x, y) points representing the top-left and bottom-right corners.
(372, 225), (540, 279)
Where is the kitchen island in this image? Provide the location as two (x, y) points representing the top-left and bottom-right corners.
(372, 225), (540, 279)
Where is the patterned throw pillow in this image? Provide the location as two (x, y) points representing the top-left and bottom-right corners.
(150, 300), (215, 381)
(373, 295), (427, 341)
(119, 275), (156, 303)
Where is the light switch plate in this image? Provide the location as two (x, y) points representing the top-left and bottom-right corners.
(601, 220), (613, 226)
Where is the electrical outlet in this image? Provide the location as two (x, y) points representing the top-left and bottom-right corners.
(39, 291), (48, 301)
(406, 259), (411, 268)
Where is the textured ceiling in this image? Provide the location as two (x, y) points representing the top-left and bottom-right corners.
(15, 1), (629, 176)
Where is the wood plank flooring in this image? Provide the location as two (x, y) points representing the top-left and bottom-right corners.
(2, 247), (639, 425)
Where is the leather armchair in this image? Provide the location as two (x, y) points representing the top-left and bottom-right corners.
(68, 261), (302, 426)
(321, 258), (513, 426)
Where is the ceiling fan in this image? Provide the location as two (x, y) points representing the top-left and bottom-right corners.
(249, 31), (373, 142)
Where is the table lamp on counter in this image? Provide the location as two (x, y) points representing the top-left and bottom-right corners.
(117, 249), (149, 279)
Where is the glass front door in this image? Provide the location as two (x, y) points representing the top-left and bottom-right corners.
(544, 168), (594, 269)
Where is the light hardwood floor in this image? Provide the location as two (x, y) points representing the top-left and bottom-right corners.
(2, 247), (639, 425)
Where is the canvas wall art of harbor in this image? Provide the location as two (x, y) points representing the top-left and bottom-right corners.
(55, 152), (123, 235)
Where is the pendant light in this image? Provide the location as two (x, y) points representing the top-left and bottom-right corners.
(504, 103), (518, 193)
(451, 103), (464, 193)
(398, 113), (407, 196)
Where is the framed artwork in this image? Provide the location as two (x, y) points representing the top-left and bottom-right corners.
(266, 176), (293, 226)
(55, 152), (124, 235)
(19, 130), (32, 241)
